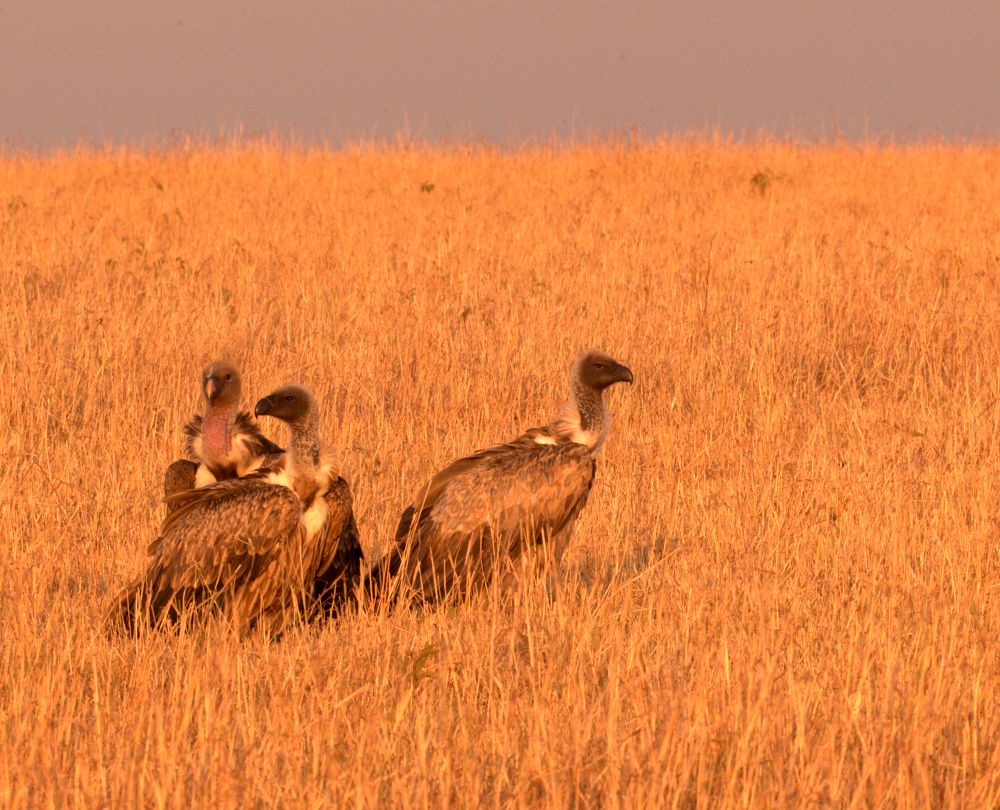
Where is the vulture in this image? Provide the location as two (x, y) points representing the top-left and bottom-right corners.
(108, 385), (364, 637)
(371, 348), (633, 605)
(163, 360), (284, 509)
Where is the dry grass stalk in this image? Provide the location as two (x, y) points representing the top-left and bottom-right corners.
(0, 139), (998, 807)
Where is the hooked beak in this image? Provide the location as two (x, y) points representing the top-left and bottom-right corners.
(616, 363), (634, 385)
(204, 375), (221, 401)
(254, 396), (274, 418)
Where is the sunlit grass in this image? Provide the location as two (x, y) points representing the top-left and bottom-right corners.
(1, 138), (998, 807)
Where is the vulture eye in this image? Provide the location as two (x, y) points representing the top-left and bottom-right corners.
(285, 395), (294, 401)
(593, 362), (604, 369)
(224, 374), (232, 381)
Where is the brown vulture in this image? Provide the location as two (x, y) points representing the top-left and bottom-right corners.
(108, 385), (364, 637)
(162, 360), (284, 510)
(370, 349), (633, 605)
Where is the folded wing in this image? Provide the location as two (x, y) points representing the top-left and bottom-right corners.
(312, 476), (365, 616)
(375, 438), (595, 604)
(109, 476), (301, 635)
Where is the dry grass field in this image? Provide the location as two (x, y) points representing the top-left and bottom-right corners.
(1, 138), (998, 807)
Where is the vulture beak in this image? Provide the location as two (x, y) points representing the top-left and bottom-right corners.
(205, 375), (221, 401)
(616, 363), (634, 385)
(254, 396), (274, 418)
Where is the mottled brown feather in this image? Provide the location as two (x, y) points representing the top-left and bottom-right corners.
(112, 449), (364, 636)
(312, 476), (364, 616)
(375, 436), (595, 604)
(109, 475), (305, 636)
(111, 378), (364, 636)
(163, 459), (198, 513)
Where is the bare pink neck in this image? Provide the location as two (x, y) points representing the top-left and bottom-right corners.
(202, 405), (234, 456)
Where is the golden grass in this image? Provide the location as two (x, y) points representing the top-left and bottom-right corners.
(1, 138), (998, 807)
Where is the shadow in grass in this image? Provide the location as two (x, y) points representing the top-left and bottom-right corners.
(573, 533), (684, 593)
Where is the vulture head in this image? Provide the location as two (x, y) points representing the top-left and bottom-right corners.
(573, 349), (633, 391)
(254, 384), (315, 426)
(202, 360), (242, 407)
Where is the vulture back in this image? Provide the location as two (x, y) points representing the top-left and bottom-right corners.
(378, 438), (596, 604)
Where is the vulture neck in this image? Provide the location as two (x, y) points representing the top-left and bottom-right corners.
(287, 410), (322, 480)
(530, 377), (610, 451)
(201, 404), (235, 457)
(569, 379), (608, 450)
(281, 411), (326, 505)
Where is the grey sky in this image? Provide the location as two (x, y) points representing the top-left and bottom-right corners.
(1, 1), (998, 149)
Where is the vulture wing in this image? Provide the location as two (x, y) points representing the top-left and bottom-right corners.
(163, 459), (198, 512)
(310, 476), (365, 616)
(113, 477), (301, 633)
(384, 439), (595, 603)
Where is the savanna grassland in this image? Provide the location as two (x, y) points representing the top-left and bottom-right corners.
(1, 139), (998, 808)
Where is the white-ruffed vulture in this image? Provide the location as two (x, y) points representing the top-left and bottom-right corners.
(108, 384), (363, 637)
(162, 360), (284, 510)
(371, 349), (633, 605)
